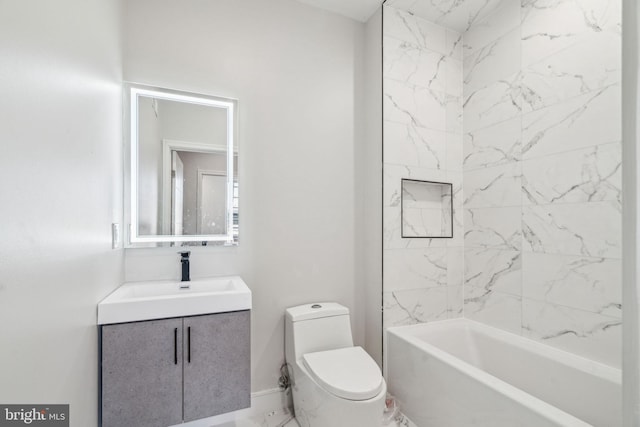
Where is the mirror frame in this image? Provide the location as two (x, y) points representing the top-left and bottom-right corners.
(125, 83), (238, 246)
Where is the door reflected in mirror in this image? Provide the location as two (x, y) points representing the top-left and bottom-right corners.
(127, 84), (238, 246)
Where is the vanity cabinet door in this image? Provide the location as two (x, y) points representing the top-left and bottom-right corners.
(183, 310), (251, 421)
(101, 318), (183, 427)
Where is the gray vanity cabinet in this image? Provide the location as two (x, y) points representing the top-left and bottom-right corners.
(100, 310), (250, 427)
(183, 311), (251, 421)
(100, 317), (184, 427)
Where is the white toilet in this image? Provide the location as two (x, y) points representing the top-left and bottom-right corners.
(285, 303), (386, 427)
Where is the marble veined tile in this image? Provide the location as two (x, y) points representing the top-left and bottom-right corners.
(463, 73), (522, 133)
(521, 32), (621, 114)
(384, 206), (449, 250)
(465, 248), (522, 296)
(384, 166), (461, 247)
(403, 207), (449, 237)
(464, 27), (521, 96)
(403, 180), (450, 210)
(446, 29), (463, 60)
(403, 184), (452, 237)
(383, 287), (449, 329)
(464, 116), (521, 171)
(447, 247), (464, 287)
(521, 84), (621, 160)
(402, 180), (452, 238)
(445, 93), (463, 133)
(462, 0), (521, 58)
(464, 290), (522, 335)
(407, 0), (507, 33)
(384, 78), (447, 131)
(382, 206), (456, 249)
(464, 206), (522, 250)
(522, 252), (621, 318)
(384, 247), (448, 291)
(463, 162), (522, 208)
(521, 0), (621, 68)
(383, 6), (448, 54)
(445, 56), (463, 98)
(392, 413), (419, 427)
(446, 131), (464, 172)
(384, 36), (448, 93)
(384, 163), (447, 207)
(522, 298), (621, 368)
(448, 285), (464, 318)
(450, 172), (464, 247)
(383, 0), (416, 11)
(384, 121), (447, 170)
(209, 409), (297, 427)
(522, 201), (621, 259)
(522, 142), (621, 205)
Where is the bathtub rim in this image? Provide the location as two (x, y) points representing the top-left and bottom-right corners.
(386, 318), (621, 427)
(388, 318), (621, 383)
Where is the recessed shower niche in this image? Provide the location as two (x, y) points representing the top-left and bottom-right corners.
(401, 179), (453, 239)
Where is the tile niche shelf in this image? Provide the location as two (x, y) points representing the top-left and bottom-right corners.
(401, 179), (453, 239)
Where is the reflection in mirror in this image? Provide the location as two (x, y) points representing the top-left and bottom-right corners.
(127, 84), (238, 246)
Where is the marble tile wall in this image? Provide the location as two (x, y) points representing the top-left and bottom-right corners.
(382, 0), (621, 368)
(462, 0), (622, 367)
(382, 6), (465, 330)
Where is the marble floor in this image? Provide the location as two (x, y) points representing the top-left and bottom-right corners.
(210, 410), (415, 427)
(211, 410), (298, 427)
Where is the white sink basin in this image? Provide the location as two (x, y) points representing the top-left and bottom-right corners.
(98, 276), (251, 324)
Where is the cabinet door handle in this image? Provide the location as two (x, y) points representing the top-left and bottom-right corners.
(174, 327), (178, 365)
(187, 326), (191, 363)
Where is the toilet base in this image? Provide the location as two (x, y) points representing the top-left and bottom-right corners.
(291, 362), (387, 427)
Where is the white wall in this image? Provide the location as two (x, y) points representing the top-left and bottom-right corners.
(123, 0), (367, 391)
(360, 7), (383, 367)
(0, 1), (123, 426)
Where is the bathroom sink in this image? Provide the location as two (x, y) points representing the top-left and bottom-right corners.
(97, 276), (251, 324)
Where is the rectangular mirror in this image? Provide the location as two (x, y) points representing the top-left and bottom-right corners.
(125, 83), (238, 246)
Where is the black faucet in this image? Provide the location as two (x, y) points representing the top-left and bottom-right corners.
(179, 251), (191, 283)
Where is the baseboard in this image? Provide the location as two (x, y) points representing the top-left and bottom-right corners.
(177, 388), (290, 427)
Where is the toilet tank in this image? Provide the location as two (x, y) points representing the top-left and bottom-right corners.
(285, 303), (354, 363)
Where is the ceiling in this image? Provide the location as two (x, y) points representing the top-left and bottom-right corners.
(295, 0), (505, 31)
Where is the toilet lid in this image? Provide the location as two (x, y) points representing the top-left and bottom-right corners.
(302, 346), (384, 401)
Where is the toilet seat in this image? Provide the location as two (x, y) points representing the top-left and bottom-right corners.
(302, 346), (384, 401)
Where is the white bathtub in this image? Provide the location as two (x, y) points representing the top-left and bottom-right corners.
(386, 319), (621, 427)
